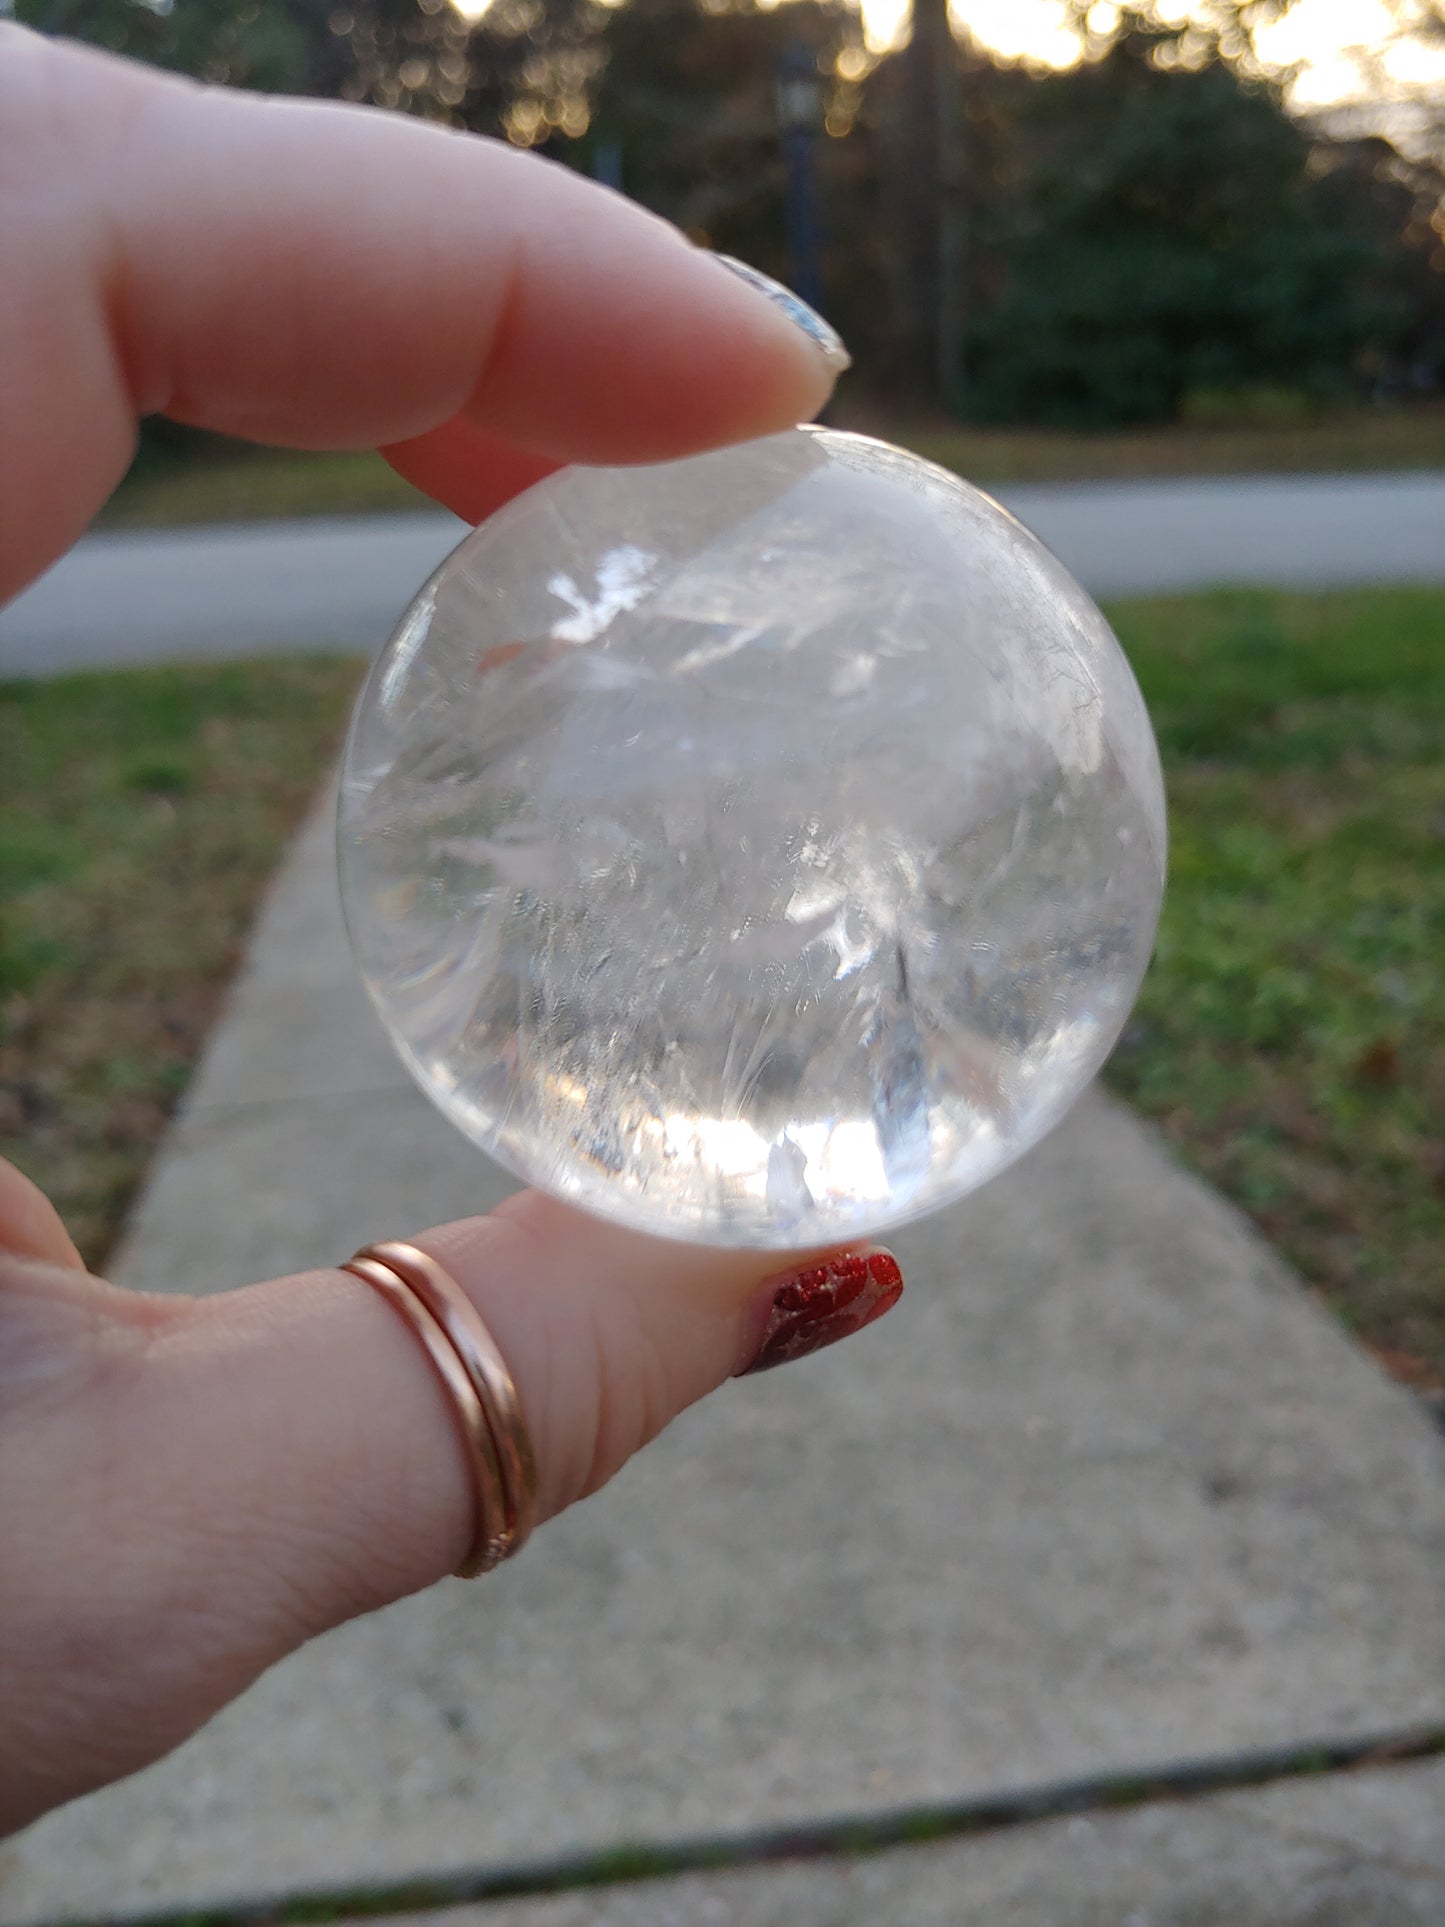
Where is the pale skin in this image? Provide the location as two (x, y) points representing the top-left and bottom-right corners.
(0, 26), (856, 1836)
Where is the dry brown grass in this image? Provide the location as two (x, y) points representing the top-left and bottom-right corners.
(0, 658), (363, 1266)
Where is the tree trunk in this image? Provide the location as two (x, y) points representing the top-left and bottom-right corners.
(896, 0), (965, 408)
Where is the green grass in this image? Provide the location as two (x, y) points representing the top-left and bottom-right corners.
(98, 401), (1445, 531)
(1105, 587), (1445, 1387)
(0, 660), (363, 1266)
(1, 597), (1441, 1389)
(883, 403), (1445, 487)
(99, 448), (427, 530)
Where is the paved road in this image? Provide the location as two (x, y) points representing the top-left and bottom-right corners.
(3, 470), (1442, 677)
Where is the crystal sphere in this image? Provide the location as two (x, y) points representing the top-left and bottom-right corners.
(338, 428), (1166, 1249)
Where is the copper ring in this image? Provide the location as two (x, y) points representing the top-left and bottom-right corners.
(342, 1242), (537, 1577)
(363, 1240), (538, 1558)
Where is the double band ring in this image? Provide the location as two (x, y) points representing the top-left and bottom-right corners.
(342, 1240), (537, 1577)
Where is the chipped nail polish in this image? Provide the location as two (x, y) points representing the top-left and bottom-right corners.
(737, 1249), (903, 1377)
(713, 254), (852, 375)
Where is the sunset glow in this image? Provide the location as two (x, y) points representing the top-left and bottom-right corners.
(857, 0), (1445, 111)
(1254, 0), (1445, 105)
(448, 0), (1445, 119)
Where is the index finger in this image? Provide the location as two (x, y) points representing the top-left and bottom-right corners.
(0, 27), (842, 601)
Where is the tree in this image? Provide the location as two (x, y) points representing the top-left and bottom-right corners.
(14, 0), (334, 92)
(888, 0), (965, 404)
(584, 0), (856, 244)
(19, 0), (1442, 419)
(960, 17), (1430, 423)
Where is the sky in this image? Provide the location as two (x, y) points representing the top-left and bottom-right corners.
(1251, 0), (1445, 106)
(446, 0), (1445, 123)
(855, 0), (1445, 110)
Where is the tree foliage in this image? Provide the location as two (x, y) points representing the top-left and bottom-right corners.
(962, 22), (1429, 423)
(18, 0), (1444, 423)
(16, 0), (334, 92)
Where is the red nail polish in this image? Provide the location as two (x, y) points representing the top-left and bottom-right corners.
(737, 1250), (903, 1377)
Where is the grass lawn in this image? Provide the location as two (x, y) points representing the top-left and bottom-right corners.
(1105, 587), (1445, 1391)
(98, 401), (1445, 531)
(99, 448), (427, 530)
(1, 594), (1441, 1394)
(0, 660), (362, 1267)
(858, 399), (1445, 487)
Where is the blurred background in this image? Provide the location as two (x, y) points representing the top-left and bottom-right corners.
(1, 0), (1442, 1412)
(10, 0), (1445, 465)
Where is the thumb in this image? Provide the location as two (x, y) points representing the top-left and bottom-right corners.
(417, 1196), (904, 1523)
(0, 1193), (901, 1832)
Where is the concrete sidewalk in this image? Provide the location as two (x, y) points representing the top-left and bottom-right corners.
(2, 797), (1444, 1924)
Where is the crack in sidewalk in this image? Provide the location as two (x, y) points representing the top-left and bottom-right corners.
(36, 1720), (1445, 1927)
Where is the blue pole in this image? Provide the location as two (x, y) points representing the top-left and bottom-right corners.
(777, 47), (824, 314)
(592, 136), (623, 192)
(783, 129), (823, 313)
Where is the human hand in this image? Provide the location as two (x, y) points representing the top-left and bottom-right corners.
(0, 26), (904, 1836)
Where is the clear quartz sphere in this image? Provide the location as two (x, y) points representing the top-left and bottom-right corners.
(339, 427), (1166, 1249)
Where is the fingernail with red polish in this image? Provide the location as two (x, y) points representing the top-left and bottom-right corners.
(737, 1249), (903, 1377)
